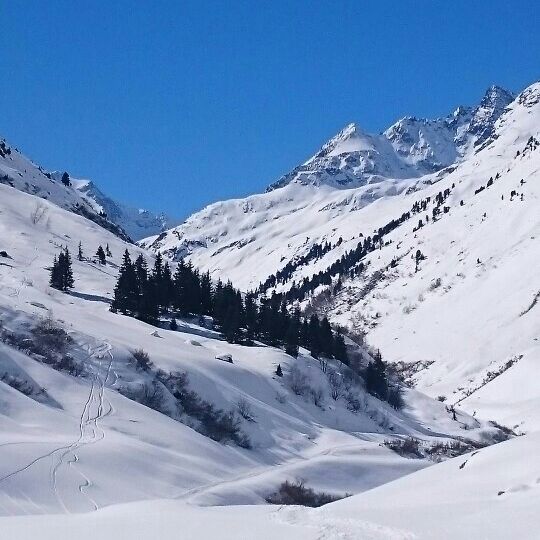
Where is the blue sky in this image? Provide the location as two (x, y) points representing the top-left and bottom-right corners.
(1, 1), (538, 218)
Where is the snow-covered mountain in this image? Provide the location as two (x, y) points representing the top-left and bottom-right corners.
(143, 82), (540, 433)
(0, 129), (504, 526)
(73, 178), (179, 241)
(267, 85), (514, 191)
(0, 139), (177, 241)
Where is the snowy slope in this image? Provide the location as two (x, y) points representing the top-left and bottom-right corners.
(73, 178), (180, 241)
(3, 431), (539, 539)
(0, 137), (176, 241)
(0, 165), (502, 518)
(144, 82), (539, 432)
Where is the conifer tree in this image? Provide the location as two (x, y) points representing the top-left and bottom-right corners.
(275, 364), (283, 377)
(50, 249), (74, 292)
(111, 250), (139, 315)
(96, 245), (106, 265)
(77, 241), (84, 261)
(105, 243), (112, 257)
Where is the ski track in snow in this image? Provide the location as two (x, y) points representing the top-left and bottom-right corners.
(0, 342), (115, 514)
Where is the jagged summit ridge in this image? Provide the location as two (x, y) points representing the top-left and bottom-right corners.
(267, 85), (514, 192)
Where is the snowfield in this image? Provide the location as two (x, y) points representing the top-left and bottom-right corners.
(145, 82), (540, 433)
(2, 433), (538, 539)
(0, 82), (539, 538)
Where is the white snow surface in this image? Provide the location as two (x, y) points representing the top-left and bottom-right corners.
(0, 137), (176, 241)
(0, 82), (538, 538)
(145, 82), (540, 432)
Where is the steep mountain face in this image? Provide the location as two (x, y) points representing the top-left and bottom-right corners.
(267, 85), (514, 192)
(73, 179), (179, 241)
(144, 82), (540, 431)
(0, 133), (496, 519)
(0, 139), (176, 241)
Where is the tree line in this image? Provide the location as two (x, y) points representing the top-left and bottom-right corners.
(110, 250), (348, 361)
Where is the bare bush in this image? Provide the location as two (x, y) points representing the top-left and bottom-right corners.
(387, 385), (405, 410)
(309, 386), (325, 408)
(288, 366), (309, 396)
(384, 437), (423, 458)
(160, 371), (251, 448)
(428, 277), (442, 291)
(131, 349), (153, 372)
(266, 479), (348, 507)
(30, 315), (72, 360)
(275, 392), (287, 404)
(345, 392), (363, 413)
(236, 397), (256, 422)
(327, 370), (344, 401)
(30, 201), (48, 225)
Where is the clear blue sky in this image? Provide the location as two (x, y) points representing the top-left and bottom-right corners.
(1, 1), (538, 218)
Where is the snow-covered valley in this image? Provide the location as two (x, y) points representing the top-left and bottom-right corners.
(0, 82), (538, 538)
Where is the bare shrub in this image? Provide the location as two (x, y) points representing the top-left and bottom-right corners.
(384, 437), (423, 458)
(387, 385), (405, 410)
(428, 277), (442, 291)
(309, 386), (325, 408)
(30, 201), (48, 225)
(327, 370), (343, 401)
(30, 315), (72, 359)
(318, 358), (328, 373)
(345, 392), (363, 413)
(236, 397), (256, 422)
(160, 371), (251, 448)
(275, 392), (287, 404)
(289, 366), (309, 396)
(266, 479), (348, 507)
(131, 349), (153, 372)
(402, 303), (417, 315)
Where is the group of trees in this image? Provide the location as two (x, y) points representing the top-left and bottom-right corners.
(258, 239), (338, 294)
(49, 249), (74, 291)
(110, 250), (348, 361)
(259, 210), (413, 305)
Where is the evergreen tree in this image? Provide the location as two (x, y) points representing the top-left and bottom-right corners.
(200, 271), (213, 315)
(284, 309), (300, 357)
(50, 249), (74, 292)
(244, 293), (258, 344)
(319, 317), (334, 357)
(77, 241), (84, 261)
(49, 255), (61, 290)
(332, 331), (348, 363)
(105, 244), (112, 257)
(62, 249), (74, 291)
(111, 250), (139, 315)
(364, 351), (388, 400)
(275, 364), (283, 377)
(96, 245), (106, 265)
(170, 317), (178, 331)
(61, 171), (71, 186)
(307, 315), (321, 358)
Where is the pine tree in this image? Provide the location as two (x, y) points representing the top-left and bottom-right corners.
(284, 310), (300, 357)
(275, 364), (283, 377)
(170, 317), (178, 331)
(62, 249), (74, 290)
(77, 241), (84, 261)
(244, 293), (258, 344)
(307, 315), (321, 358)
(105, 244), (112, 257)
(96, 245), (106, 265)
(50, 249), (74, 291)
(332, 331), (348, 363)
(49, 255), (61, 290)
(111, 250), (139, 315)
(200, 271), (213, 315)
(61, 171), (71, 186)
